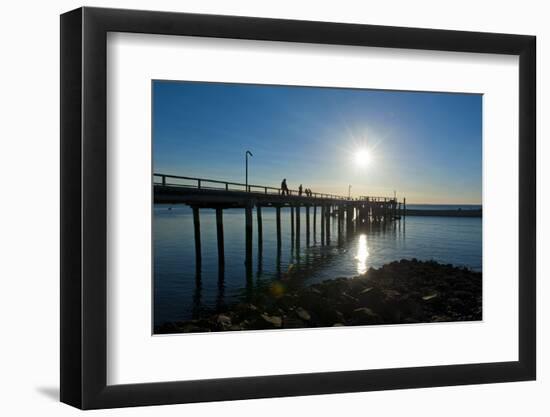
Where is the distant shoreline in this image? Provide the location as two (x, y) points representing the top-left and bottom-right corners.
(405, 209), (482, 218)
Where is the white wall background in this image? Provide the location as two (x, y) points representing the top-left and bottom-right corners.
(0, 0), (546, 415)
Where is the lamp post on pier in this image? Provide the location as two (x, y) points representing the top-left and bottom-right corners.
(245, 150), (253, 192)
(348, 184), (352, 199)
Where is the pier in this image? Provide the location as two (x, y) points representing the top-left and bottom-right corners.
(154, 173), (406, 268)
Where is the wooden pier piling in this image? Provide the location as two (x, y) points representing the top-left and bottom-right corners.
(245, 204), (253, 266)
(337, 206), (343, 244)
(192, 207), (201, 268)
(306, 205), (310, 246)
(320, 205), (325, 245)
(276, 206), (281, 251)
(291, 205), (295, 243)
(295, 204), (301, 247)
(346, 206), (353, 230)
(313, 205), (317, 241)
(325, 205), (331, 244)
(257, 205), (263, 254)
(215, 208), (224, 266)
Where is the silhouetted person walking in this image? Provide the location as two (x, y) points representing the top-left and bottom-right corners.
(299, 184), (303, 196)
(281, 178), (289, 195)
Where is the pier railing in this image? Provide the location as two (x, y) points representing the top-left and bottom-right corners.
(153, 173), (352, 200)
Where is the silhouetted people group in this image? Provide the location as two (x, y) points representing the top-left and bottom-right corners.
(281, 179), (313, 197)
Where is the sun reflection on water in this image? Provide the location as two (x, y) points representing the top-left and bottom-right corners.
(355, 234), (369, 275)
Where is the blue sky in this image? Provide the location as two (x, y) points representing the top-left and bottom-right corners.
(153, 81), (482, 204)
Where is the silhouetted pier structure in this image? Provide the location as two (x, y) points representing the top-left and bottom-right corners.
(154, 173), (405, 268)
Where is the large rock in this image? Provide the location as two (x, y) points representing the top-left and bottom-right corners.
(357, 286), (386, 310)
(295, 307), (311, 321)
(216, 314), (232, 330)
(233, 303), (262, 322)
(322, 279), (351, 299)
(260, 314), (283, 328)
(351, 307), (380, 325)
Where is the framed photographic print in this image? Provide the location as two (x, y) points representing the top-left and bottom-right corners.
(60, 7), (536, 409)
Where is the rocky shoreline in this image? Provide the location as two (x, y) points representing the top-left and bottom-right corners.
(155, 259), (482, 334)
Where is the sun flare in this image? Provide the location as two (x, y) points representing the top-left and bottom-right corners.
(354, 148), (372, 168)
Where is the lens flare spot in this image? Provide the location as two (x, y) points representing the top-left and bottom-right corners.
(269, 281), (286, 298)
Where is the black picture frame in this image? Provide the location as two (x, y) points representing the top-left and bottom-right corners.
(60, 6), (536, 410)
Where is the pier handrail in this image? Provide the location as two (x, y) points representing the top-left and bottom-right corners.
(153, 173), (351, 200)
(153, 173), (397, 202)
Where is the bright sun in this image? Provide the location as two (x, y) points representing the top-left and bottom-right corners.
(354, 148), (372, 167)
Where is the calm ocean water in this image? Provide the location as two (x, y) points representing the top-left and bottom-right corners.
(154, 204), (482, 326)
(406, 204), (481, 211)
